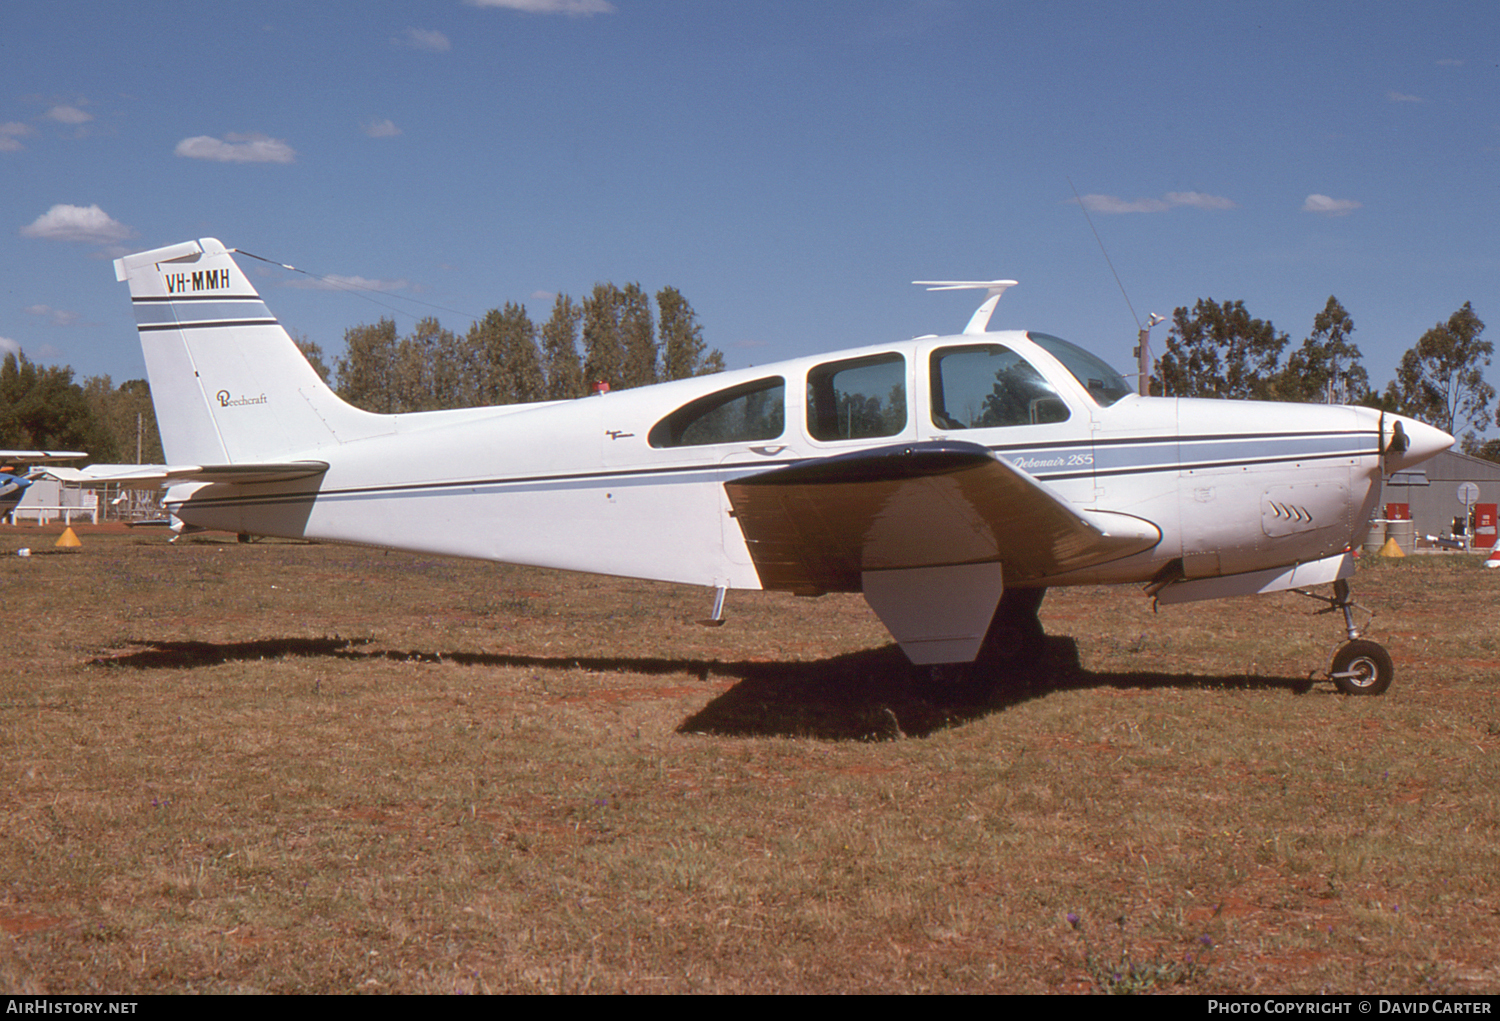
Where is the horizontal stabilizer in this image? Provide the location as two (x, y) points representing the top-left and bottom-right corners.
(913, 280), (1019, 334)
(39, 461), (329, 490)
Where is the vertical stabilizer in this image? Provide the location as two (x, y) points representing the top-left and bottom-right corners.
(114, 239), (382, 464)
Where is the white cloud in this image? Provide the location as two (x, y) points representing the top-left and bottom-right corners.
(175, 132), (296, 163)
(1163, 191), (1238, 210)
(24, 304), (81, 327)
(0, 336), (20, 358)
(466, 0), (617, 15)
(1076, 194), (1168, 214)
(284, 274), (411, 293)
(0, 122), (33, 152)
(46, 104), (93, 124)
(362, 118), (402, 138)
(1387, 91), (1423, 103)
(1436, 58), (1464, 67)
(1074, 191), (1236, 214)
(396, 27), (451, 51)
(19, 204), (135, 244)
(1302, 194), (1362, 216)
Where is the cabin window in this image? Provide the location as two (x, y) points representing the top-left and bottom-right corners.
(929, 344), (1070, 429)
(648, 377), (786, 448)
(806, 353), (907, 441)
(1028, 333), (1132, 406)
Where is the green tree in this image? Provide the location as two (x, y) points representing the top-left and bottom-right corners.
(82, 376), (163, 463)
(582, 284), (626, 392)
(541, 295), (585, 400)
(1153, 299), (1288, 400)
(393, 317), (462, 412)
(332, 283), (710, 408)
(658, 287), (724, 380)
(619, 283), (659, 390)
(1274, 297), (1370, 404)
(0, 352), (115, 458)
(1383, 302), (1491, 451)
(469, 303), (545, 406)
(293, 334), (333, 386)
(336, 318), (399, 413)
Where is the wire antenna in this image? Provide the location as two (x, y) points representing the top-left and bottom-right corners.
(1067, 177), (1140, 331)
(234, 248), (483, 324)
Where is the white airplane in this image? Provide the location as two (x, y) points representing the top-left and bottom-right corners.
(51, 238), (1452, 696)
(1, 451), (88, 519)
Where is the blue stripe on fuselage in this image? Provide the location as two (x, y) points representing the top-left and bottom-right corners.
(167, 429), (1380, 515)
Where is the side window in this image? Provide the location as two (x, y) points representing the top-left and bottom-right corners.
(648, 377), (785, 448)
(806, 353), (907, 442)
(929, 344), (1070, 429)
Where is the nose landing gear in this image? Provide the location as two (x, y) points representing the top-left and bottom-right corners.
(1296, 578), (1394, 695)
(1329, 639), (1394, 696)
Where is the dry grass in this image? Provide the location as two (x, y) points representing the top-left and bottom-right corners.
(2, 526), (1498, 994)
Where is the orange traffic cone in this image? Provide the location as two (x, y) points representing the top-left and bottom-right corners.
(55, 527), (81, 548)
(1485, 545), (1500, 569)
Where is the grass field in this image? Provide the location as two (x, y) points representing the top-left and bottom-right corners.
(2, 526), (1498, 994)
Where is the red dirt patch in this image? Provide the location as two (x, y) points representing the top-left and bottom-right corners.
(0, 908), (69, 935)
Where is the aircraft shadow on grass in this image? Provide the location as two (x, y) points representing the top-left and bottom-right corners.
(91, 635), (1316, 742)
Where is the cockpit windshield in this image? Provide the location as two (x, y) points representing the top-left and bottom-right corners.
(1028, 333), (1132, 407)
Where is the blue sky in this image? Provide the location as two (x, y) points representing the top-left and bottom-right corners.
(5, 0), (1496, 426)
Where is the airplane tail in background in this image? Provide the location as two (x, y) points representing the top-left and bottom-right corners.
(114, 238), (384, 465)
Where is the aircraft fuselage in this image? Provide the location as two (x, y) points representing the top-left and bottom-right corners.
(165, 330), (1432, 598)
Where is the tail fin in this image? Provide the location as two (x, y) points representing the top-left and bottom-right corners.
(114, 238), (383, 464)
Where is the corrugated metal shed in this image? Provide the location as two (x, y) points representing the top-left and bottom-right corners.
(1383, 448), (1500, 548)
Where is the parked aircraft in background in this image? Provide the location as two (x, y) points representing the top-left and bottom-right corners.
(1, 452), (87, 519)
(48, 239), (1452, 695)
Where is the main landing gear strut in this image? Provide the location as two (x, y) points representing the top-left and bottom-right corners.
(977, 587), (1048, 675)
(1296, 578), (1393, 696)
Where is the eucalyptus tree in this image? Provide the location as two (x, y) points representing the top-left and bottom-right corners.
(1384, 301), (1490, 452)
(1276, 297), (1370, 404)
(1153, 299), (1288, 400)
(0, 352), (115, 458)
(82, 375), (162, 463)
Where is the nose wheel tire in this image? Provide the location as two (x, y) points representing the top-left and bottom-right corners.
(1330, 640), (1393, 696)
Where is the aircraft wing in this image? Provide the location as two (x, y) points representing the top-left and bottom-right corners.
(0, 450), (88, 464)
(724, 441), (1160, 594)
(37, 461), (329, 489)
